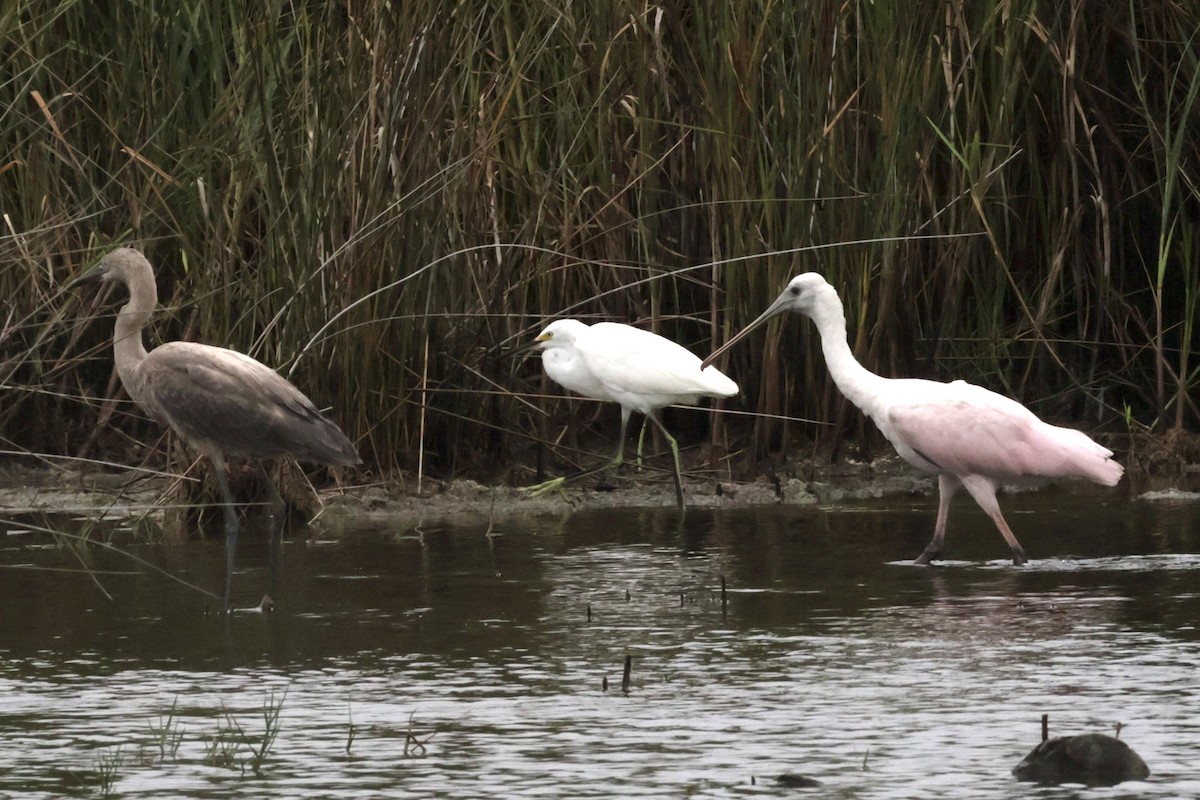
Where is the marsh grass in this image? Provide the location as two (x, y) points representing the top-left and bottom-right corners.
(67, 695), (459, 793)
(2, 1), (1198, 484)
(203, 690), (285, 775)
(201, 720), (242, 771)
(146, 698), (184, 764)
(91, 745), (123, 798)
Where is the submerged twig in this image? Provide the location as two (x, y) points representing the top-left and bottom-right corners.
(403, 711), (435, 757)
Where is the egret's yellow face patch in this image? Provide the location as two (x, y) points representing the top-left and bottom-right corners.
(536, 332), (552, 343)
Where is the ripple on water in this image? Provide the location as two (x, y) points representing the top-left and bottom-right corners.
(1, 502), (1199, 798)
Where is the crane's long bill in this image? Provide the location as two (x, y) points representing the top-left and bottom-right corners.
(69, 261), (108, 288)
(701, 293), (793, 369)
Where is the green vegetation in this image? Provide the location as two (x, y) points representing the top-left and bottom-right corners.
(91, 745), (123, 797)
(200, 690), (285, 774)
(147, 697), (185, 763)
(2, 1), (1197, 485)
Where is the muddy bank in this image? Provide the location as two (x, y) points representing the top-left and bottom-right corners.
(0, 456), (935, 533)
(316, 454), (939, 530)
(4, 446), (1195, 536)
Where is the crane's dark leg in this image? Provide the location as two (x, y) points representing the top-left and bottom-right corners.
(646, 412), (685, 510)
(961, 475), (1027, 565)
(211, 458), (240, 612)
(914, 474), (958, 565)
(521, 408), (631, 497)
(253, 461), (285, 610)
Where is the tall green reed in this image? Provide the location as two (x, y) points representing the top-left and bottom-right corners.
(2, 0), (1197, 486)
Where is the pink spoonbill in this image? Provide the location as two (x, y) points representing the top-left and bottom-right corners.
(703, 273), (1122, 564)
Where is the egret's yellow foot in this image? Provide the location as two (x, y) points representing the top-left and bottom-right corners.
(519, 476), (570, 498)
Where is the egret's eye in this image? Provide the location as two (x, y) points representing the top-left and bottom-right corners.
(790, 286), (801, 296)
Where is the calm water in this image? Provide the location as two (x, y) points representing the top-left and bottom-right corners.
(2, 488), (1199, 798)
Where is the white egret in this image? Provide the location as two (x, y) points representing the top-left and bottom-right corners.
(703, 273), (1122, 564)
(74, 247), (360, 609)
(525, 319), (738, 508)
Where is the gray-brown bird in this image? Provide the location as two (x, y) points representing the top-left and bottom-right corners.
(74, 247), (360, 610)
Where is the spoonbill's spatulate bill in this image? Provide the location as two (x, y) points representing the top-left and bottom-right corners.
(525, 319), (738, 509)
(703, 273), (1122, 564)
(74, 247), (360, 609)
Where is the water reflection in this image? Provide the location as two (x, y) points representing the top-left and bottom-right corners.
(1, 491), (1199, 798)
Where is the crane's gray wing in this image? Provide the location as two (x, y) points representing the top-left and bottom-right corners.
(136, 342), (359, 465)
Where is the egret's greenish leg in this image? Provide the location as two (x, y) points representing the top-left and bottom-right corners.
(646, 412), (685, 510)
(610, 410), (629, 470)
(521, 409), (630, 496)
(522, 409), (686, 509)
(635, 417), (650, 469)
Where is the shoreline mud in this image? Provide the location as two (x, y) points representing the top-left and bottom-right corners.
(6, 450), (1195, 539)
(1, 455), (938, 531)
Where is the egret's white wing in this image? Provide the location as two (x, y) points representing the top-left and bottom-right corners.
(580, 323), (737, 410)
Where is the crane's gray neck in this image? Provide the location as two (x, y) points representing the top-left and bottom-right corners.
(809, 288), (889, 420)
(111, 273), (158, 401)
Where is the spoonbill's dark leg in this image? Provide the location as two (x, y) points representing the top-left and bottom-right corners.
(211, 457), (240, 612)
(914, 474), (959, 565)
(254, 461), (286, 610)
(961, 474), (1028, 565)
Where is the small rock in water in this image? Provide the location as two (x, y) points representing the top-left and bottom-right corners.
(775, 773), (822, 788)
(1013, 733), (1150, 786)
